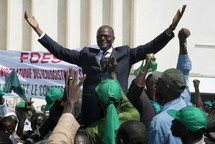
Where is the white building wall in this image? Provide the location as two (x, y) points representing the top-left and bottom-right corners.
(0, 0), (215, 92)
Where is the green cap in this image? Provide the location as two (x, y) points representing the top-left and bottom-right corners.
(15, 101), (25, 109)
(95, 79), (122, 104)
(161, 68), (186, 93)
(167, 106), (207, 133)
(0, 89), (5, 97)
(45, 88), (63, 111)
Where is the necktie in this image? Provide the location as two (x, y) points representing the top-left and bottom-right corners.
(100, 51), (108, 69)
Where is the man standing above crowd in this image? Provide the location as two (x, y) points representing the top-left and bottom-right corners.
(24, 5), (186, 127)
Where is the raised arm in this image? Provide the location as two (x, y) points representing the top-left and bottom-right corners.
(176, 28), (192, 102)
(192, 79), (204, 110)
(107, 56), (118, 80)
(134, 54), (156, 87)
(16, 99), (34, 138)
(176, 28), (192, 83)
(48, 68), (86, 144)
(127, 54), (156, 127)
(24, 11), (43, 36)
(63, 67), (86, 114)
(178, 28), (190, 55)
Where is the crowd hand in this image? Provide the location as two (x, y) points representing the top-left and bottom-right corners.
(107, 56), (117, 80)
(178, 28), (191, 41)
(63, 67), (86, 114)
(24, 11), (39, 29)
(63, 67), (74, 102)
(170, 5), (186, 30)
(25, 98), (34, 111)
(16, 99), (34, 131)
(69, 69), (86, 104)
(193, 79), (200, 89)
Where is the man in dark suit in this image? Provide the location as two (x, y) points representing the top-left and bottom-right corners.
(24, 5), (186, 127)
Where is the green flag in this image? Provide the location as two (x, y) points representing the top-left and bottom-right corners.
(4, 70), (27, 101)
(134, 60), (157, 76)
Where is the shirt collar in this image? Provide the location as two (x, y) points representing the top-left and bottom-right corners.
(99, 47), (114, 55)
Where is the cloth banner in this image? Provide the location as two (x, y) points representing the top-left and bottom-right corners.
(0, 50), (81, 99)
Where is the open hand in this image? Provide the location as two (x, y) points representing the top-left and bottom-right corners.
(170, 5), (186, 30)
(24, 11), (39, 29)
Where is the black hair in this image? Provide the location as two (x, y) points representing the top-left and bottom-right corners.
(74, 129), (91, 144)
(0, 116), (15, 132)
(97, 25), (115, 37)
(117, 120), (146, 144)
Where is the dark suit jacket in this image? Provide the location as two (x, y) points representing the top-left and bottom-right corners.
(38, 30), (174, 126)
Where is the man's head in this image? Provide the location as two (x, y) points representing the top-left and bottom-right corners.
(4, 112), (18, 128)
(96, 79), (122, 110)
(31, 112), (46, 131)
(168, 106), (207, 138)
(97, 25), (115, 51)
(74, 129), (90, 144)
(145, 71), (162, 101)
(156, 68), (186, 104)
(0, 116), (16, 136)
(146, 71), (161, 87)
(116, 120), (146, 144)
(44, 88), (63, 111)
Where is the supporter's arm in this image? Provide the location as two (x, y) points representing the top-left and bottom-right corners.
(107, 56), (117, 80)
(48, 67), (86, 144)
(127, 54), (155, 109)
(127, 54), (156, 127)
(16, 99), (34, 139)
(16, 107), (27, 138)
(176, 28), (192, 102)
(133, 54), (155, 87)
(176, 28), (191, 74)
(192, 79), (204, 110)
